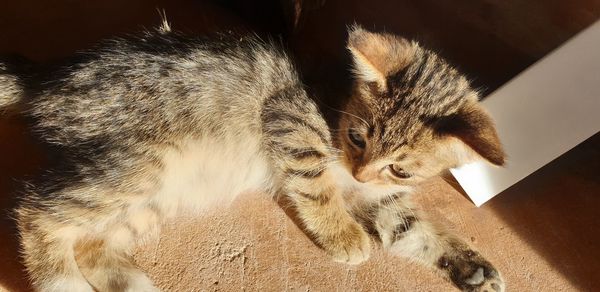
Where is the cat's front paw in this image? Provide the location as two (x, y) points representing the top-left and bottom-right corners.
(321, 222), (371, 265)
(476, 274), (505, 292)
(438, 249), (505, 292)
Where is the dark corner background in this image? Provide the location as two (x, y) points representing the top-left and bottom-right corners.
(0, 1), (599, 291)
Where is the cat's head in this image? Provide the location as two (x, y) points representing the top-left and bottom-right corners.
(338, 25), (505, 189)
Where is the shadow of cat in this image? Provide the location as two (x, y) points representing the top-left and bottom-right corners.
(0, 116), (45, 292)
(445, 133), (600, 291)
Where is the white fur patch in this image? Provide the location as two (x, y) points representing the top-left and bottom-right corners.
(389, 221), (445, 264)
(374, 209), (398, 247)
(124, 272), (160, 292)
(106, 225), (134, 249)
(127, 207), (160, 235)
(152, 134), (271, 217)
(43, 277), (94, 292)
(465, 267), (485, 285)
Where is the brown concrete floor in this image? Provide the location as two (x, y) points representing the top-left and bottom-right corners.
(1, 1), (599, 291)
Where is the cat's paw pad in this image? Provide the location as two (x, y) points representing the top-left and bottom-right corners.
(324, 223), (371, 265)
(476, 274), (505, 292)
(438, 250), (505, 292)
(461, 267), (504, 292)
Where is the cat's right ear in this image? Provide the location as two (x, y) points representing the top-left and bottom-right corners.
(435, 102), (506, 166)
(347, 25), (415, 91)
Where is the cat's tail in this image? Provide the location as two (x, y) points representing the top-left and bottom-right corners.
(0, 61), (25, 113)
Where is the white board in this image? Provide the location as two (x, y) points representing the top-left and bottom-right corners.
(450, 20), (600, 207)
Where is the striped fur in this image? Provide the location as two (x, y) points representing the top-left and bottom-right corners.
(0, 24), (505, 292)
(340, 25), (505, 291)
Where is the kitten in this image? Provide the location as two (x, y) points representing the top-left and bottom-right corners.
(0, 23), (505, 292)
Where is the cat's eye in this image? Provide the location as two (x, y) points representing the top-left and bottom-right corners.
(348, 129), (366, 149)
(388, 165), (412, 179)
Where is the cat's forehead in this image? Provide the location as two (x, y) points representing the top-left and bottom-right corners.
(377, 49), (472, 119)
(347, 45), (478, 155)
(364, 51), (475, 154)
(370, 112), (422, 153)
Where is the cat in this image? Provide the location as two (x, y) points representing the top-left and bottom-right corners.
(0, 22), (506, 292)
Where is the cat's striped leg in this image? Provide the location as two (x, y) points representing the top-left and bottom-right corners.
(283, 167), (371, 264)
(262, 88), (371, 264)
(354, 195), (505, 291)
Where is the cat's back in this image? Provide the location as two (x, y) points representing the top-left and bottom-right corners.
(28, 30), (299, 146)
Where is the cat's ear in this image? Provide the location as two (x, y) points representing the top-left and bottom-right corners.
(347, 25), (414, 91)
(436, 102), (506, 166)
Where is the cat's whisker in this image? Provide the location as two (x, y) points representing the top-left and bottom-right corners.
(319, 102), (370, 127)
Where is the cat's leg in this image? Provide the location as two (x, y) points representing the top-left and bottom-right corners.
(17, 203), (95, 291)
(283, 167), (371, 264)
(17, 185), (160, 291)
(262, 88), (370, 264)
(354, 195), (505, 292)
(75, 207), (161, 292)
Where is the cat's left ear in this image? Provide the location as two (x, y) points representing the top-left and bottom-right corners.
(347, 25), (415, 91)
(435, 102), (506, 166)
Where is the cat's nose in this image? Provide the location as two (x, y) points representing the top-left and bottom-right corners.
(353, 166), (377, 183)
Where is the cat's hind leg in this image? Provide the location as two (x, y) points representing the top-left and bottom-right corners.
(75, 214), (160, 292)
(354, 195), (505, 292)
(16, 202), (95, 292)
(17, 182), (160, 292)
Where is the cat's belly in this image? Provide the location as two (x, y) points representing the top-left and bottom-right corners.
(151, 134), (272, 216)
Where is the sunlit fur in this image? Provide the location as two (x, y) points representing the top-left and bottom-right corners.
(340, 26), (506, 291)
(0, 23), (505, 292)
(0, 63), (22, 113)
(338, 25), (504, 194)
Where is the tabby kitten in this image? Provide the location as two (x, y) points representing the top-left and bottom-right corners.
(0, 22), (505, 292)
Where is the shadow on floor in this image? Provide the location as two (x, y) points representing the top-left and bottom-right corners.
(0, 117), (45, 292)
(485, 133), (600, 291)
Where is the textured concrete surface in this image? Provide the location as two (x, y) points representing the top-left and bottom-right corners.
(131, 177), (581, 292)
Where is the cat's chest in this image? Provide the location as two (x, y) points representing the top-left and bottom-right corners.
(151, 135), (272, 216)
